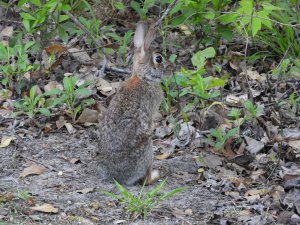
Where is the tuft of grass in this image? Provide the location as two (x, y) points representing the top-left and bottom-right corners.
(103, 179), (186, 219)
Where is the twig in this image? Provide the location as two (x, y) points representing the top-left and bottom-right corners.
(64, 10), (109, 77)
(154, 0), (179, 28)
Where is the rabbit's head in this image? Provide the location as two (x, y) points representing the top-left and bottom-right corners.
(132, 22), (173, 82)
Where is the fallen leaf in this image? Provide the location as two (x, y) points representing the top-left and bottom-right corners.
(77, 108), (99, 124)
(0, 26), (13, 38)
(96, 78), (113, 96)
(20, 165), (46, 178)
(44, 81), (63, 93)
(56, 116), (66, 129)
(70, 158), (81, 164)
(0, 136), (16, 148)
(68, 48), (92, 63)
(45, 44), (66, 55)
(30, 203), (58, 213)
(65, 123), (76, 134)
(76, 188), (94, 194)
(244, 136), (264, 154)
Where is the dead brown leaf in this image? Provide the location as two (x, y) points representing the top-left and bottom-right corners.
(0, 136), (16, 148)
(30, 203), (58, 213)
(20, 165), (46, 178)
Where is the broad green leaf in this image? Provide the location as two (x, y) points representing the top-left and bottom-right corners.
(257, 11), (272, 29)
(225, 128), (237, 140)
(44, 88), (63, 96)
(114, 2), (125, 10)
(218, 13), (239, 24)
(20, 12), (36, 20)
(191, 47), (216, 68)
(251, 17), (261, 37)
(262, 2), (283, 11)
(39, 108), (51, 116)
(59, 15), (69, 23)
(75, 88), (92, 97)
(30, 0), (41, 6)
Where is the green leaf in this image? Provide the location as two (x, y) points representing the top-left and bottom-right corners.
(39, 108), (51, 116)
(251, 17), (261, 37)
(169, 54), (177, 63)
(30, 0), (41, 6)
(218, 13), (238, 24)
(44, 88), (63, 96)
(225, 128), (237, 140)
(75, 88), (92, 97)
(114, 180), (134, 200)
(191, 47), (216, 68)
(114, 2), (125, 10)
(59, 15), (69, 23)
(22, 20), (32, 33)
(20, 12), (36, 20)
(214, 142), (223, 150)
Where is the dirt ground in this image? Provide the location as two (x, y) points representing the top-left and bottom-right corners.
(0, 117), (257, 225)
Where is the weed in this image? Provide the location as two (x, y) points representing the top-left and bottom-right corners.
(209, 127), (237, 150)
(103, 179), (185, 219)
(243, 100), (264, 120)
(44, 76), (95, 121)
(0, 41), (37, 92)
(13, 85), (50, 118)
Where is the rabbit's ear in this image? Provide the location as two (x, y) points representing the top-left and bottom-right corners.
(134, 22), (148, 49)
(143, 27), (157, 51)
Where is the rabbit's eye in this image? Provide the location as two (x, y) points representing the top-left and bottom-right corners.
(154, 55), (163, 64)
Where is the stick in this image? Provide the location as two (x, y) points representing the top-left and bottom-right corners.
(154, 0), (179, 28)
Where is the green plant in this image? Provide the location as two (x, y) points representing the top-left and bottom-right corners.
(13, 85), (51, 118)
(243, 100), (264, 119)
(17, 189), (30, 201)
(209, 127), (237, 150)
(227, 108), (241, 120)
(288, 92), (300, 114)
(0, 41), (37, 89)
(103, 179), (185, 219)
(17, 0), (71, 35)
(130, 0), (156, 20)
(44, 76), (95, 121)
(164, 47), (225, 112)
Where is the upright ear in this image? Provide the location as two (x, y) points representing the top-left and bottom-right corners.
(134, 22), (149, 49)
(143, 27), (157, 51)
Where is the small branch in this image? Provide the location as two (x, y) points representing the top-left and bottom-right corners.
(63, 10), (102, 48)
(154, 0), (179, 28)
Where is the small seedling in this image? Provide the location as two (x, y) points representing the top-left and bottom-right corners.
(243, 100), (264, 119)
(103, 179), (185, 219)
(13, 85), (50, 118)
(209, 127), (237, 150)
(17, 189), (30, 202)
(227, 108), (241, 120)
(44, 76), (95, 121)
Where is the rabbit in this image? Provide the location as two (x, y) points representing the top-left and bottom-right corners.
(97, 22), (173, 185)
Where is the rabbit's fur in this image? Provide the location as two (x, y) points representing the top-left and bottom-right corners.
(97, 22), (172, 185)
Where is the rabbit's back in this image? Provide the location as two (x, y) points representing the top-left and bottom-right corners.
(98, 75), (163, 185)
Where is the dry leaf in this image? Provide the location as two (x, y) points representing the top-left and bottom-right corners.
(0, 136), (16, 148)
(20, 165), (46, 178)
(96, 78), (113, 96)
(76, 188), (94, 194)
(65, 123), (76, 134)
(56, 116), (66, 129)
(77, 108), (99, 124)
(0, 26), (13, 38)
(45, 44), (66, 55)
(44, 81), (63, 93)
(70, 158), (81, 164)
(30, 203), (58, 213)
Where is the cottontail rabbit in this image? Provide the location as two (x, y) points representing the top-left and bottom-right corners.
(97, 22), (172, 185)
